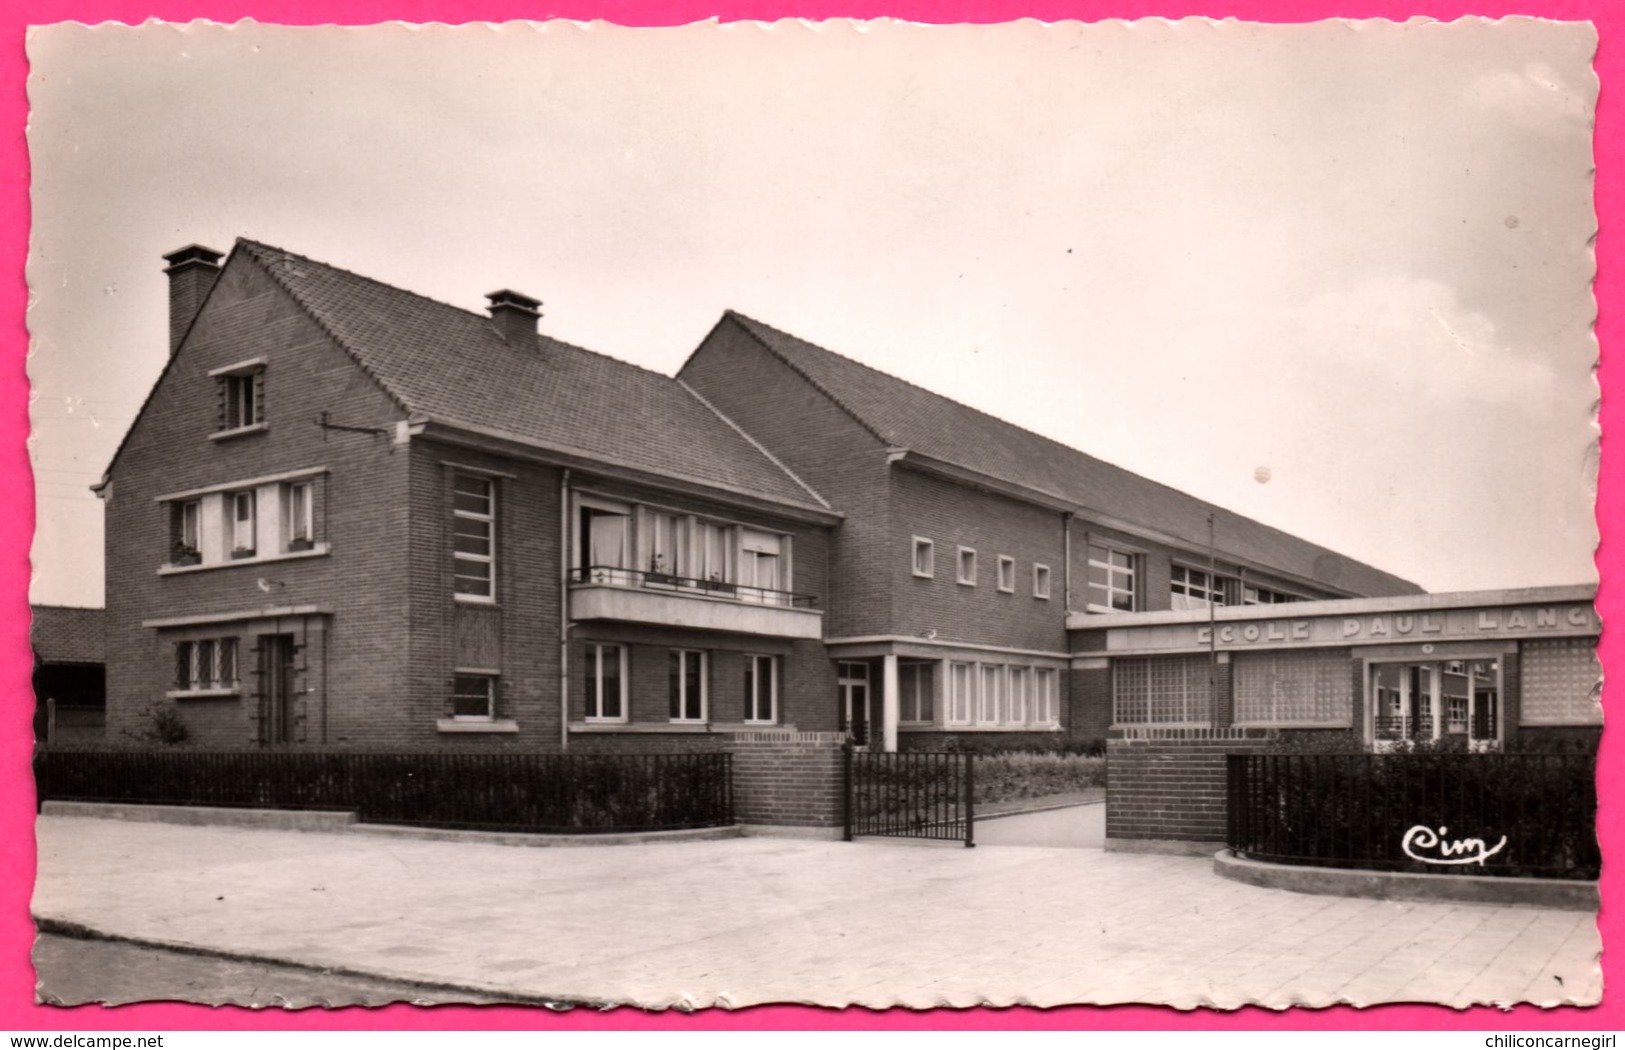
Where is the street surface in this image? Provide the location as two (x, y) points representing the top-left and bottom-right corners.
(973, 803), (1103, 849)
(33, 933), (501, 1008)
(33, 814), (1601, 1010)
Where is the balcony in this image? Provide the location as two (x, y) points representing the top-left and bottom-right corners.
(567, 566), (823, 639)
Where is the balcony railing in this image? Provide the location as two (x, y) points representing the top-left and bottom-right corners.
(569, 565), (817, 609)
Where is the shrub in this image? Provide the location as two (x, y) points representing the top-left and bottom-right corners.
(973, 750), (1105, 804)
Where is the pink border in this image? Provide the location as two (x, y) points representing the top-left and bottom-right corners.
(3, 0), (1615, 1033)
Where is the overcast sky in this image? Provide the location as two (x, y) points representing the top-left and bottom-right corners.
(25, 18), (1599, 607)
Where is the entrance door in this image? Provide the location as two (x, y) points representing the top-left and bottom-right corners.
(259, 634), (297, 746)
(1369, 659), (1500, 747)
(838, 661), (871, 747)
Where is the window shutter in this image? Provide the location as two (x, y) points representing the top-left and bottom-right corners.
(216, 377), (228, 430)
(252, 369), (265, 425)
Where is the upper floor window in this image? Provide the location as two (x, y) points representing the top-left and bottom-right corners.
(209, 359), (266, 435)
(1170, 565), (1235, 610)
(1033, 563), (1052, 600)
(285, 481), (314, 551)
(670, 649), (707, 723)
(996, 556), (1016, 593)
(453, 473), (495, 601)
(172, 499), (202, 565)
(1242, 584), (1301, 605)
(572, 492), (796, 603)
(957, 547), (978, 586)
(1086, 544), (1137, 612)
(160, 469), (326, 571)
(230, 490), (257, 558)
(912, 537), (935, 578)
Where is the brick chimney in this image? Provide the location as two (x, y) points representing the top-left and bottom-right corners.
(162, 245), (224, 356)
(486, 289), (542, 345)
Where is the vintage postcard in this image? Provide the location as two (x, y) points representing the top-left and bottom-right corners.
(24, 17), (1601, 1012)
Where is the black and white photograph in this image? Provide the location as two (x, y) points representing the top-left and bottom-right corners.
(24, 17), (1602, 1012)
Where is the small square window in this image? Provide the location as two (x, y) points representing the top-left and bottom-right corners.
(912, 537), (935, 578)
(996, 555), (1015, 593)
(1034, 564), (1052, 600)
(215, 367), (264, 431)
(957, 547), (977, 586)
(452, 673), (496, 721)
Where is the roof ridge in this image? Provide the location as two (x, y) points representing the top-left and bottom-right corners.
(238, 239), (684, 384)
(677, 380), (832, 510)
(722, 311), (890, 447)
(238, 240), (414, 415)
(724, 310), (1415, 587)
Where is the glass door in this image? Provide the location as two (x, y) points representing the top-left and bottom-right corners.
(838, 661), (871, 747)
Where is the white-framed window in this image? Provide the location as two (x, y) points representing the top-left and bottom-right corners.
(571, 491), (796, 602)
(912, 537), (935, 578)
(1086, 543), (1137, 612)
(1033, 563), (1052, 600)
(1034, 668), (1060, 726)
(230, 490), (257, 558)
(453, 473), (495, 600)
(696, 520), (732, 584)
(577, 496), (633, 581)
(949, 661), (975, 725)
(898, 660), (937, 723)
(957, 547), (978, 587)
(583, 643), (626, 722)
(174, 637), (239, 693)
(1007, 666), (1029, 724)
(743, 654), (778, 724)
(996, 556), (1016, 593)
(669, 649), (707, 722)
(978, 663), (1004, 724)
(1171, 565), (1237, 610)
(451, 672), (496, 721)
(739, 529), (784, 599)
(647, 509), (684, 577)
(171, 499), (202, 563)
(284, 480), (314, 551)
(215, 365), (265, 432)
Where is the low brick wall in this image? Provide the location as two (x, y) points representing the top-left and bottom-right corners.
(1106, 727), (1273, 850)
(724, 730), (846, 829)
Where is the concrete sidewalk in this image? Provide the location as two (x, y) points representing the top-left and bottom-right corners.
(32, 814), (1600, 1010)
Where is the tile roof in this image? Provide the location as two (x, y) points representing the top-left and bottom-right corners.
(234, 242), (828, 513)
(31, 605), (104, 664)
(722, 312), (1422, 597)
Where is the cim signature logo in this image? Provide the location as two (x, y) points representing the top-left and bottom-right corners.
(1401, 825), (1508, 866)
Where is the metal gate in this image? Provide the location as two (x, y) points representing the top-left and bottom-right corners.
(843, 749), (975, 846)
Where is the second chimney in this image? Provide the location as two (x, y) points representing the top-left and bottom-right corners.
(486, 289), (542, 345)
(162, 244), (224, 356)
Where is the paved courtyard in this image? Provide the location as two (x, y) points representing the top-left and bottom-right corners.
(32, 814), (1600, 1010)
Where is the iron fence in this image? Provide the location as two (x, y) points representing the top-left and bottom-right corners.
(844, 749), (974, 846)
(35, 750), (734, 834)
(569, 565), (818, 608)
(1227, 752), (1598, 880)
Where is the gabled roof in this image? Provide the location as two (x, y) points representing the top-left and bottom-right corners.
(231, 242), (829, 514)
(721, 312), (1422, 597)
(31, 605), (104, 664)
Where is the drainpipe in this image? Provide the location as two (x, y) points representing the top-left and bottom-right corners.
(1062, 511), (1074, 614)
(560, 468), (572, 752)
